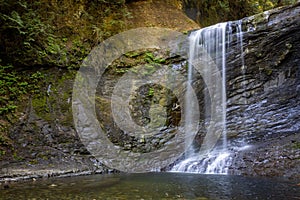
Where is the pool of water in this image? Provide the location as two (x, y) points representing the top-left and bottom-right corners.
(1, 173), (299, 199)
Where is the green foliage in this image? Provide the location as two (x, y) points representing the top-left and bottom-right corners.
(115, 68), (129, 74)
(0, 64), (20, 115)
(0, 0), (130, 68)
(147, 87), (155, 97)
(182, 0), (298, 27)
(144, 52), (166, 64)
(144, 52), (155, 63)
(0, 0), (54, 66)
(0, 62), (45, 116)
(90, 5), (129, 43)
(0, 0), (74, 67)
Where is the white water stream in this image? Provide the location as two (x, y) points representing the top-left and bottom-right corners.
(172, 21), (244, 174)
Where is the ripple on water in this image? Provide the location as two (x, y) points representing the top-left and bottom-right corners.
(0, 173), (299, 200)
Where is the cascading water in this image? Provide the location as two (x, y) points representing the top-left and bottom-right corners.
(172, 21), (245, 174)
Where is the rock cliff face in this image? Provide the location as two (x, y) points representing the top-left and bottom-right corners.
(165, 3), (299, 179)
(224, 3), (300, 179)
(0, 2), (299, 181)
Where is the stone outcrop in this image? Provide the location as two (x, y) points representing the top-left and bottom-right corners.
(224, 3), (300, 179)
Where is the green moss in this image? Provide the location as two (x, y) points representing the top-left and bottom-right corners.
(292, 142), (300, 149)
(115, 68), (129, 74)
(0, 132), (11, 153)
(0, 64), (45, 116)
(144, 52), (166, 64)
(252, 12), (269, 25)
(265, 68), (273, 76)
(32, 96), (52, 121)
(29, 159), (38, 165)
(33, 70), (75, 126)
(147, 87), (154, 97)
(125, 51), (143, 58)
(13, 151), (24, 161)
(0, 150), (6, 156)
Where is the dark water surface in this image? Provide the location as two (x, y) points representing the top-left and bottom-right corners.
(0, 173), (299, 199)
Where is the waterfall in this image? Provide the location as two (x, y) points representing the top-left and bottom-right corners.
(184, 36), (196, 158)
(171, 21), (244, 174)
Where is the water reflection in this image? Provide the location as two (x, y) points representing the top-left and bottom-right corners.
(1, 173), (299, 199)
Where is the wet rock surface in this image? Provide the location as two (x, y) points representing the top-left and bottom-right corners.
(95, 50), (185, 154)
(229, 133), (300, 180)
(224, 3), (300, 179)
(0, 69), (108, 182)
(167, 3), (300, 180)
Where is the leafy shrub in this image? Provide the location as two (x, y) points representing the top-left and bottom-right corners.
(0, 62), (45, 116)
(182, 0), (298, 27)
(0, 0), (55, 66)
